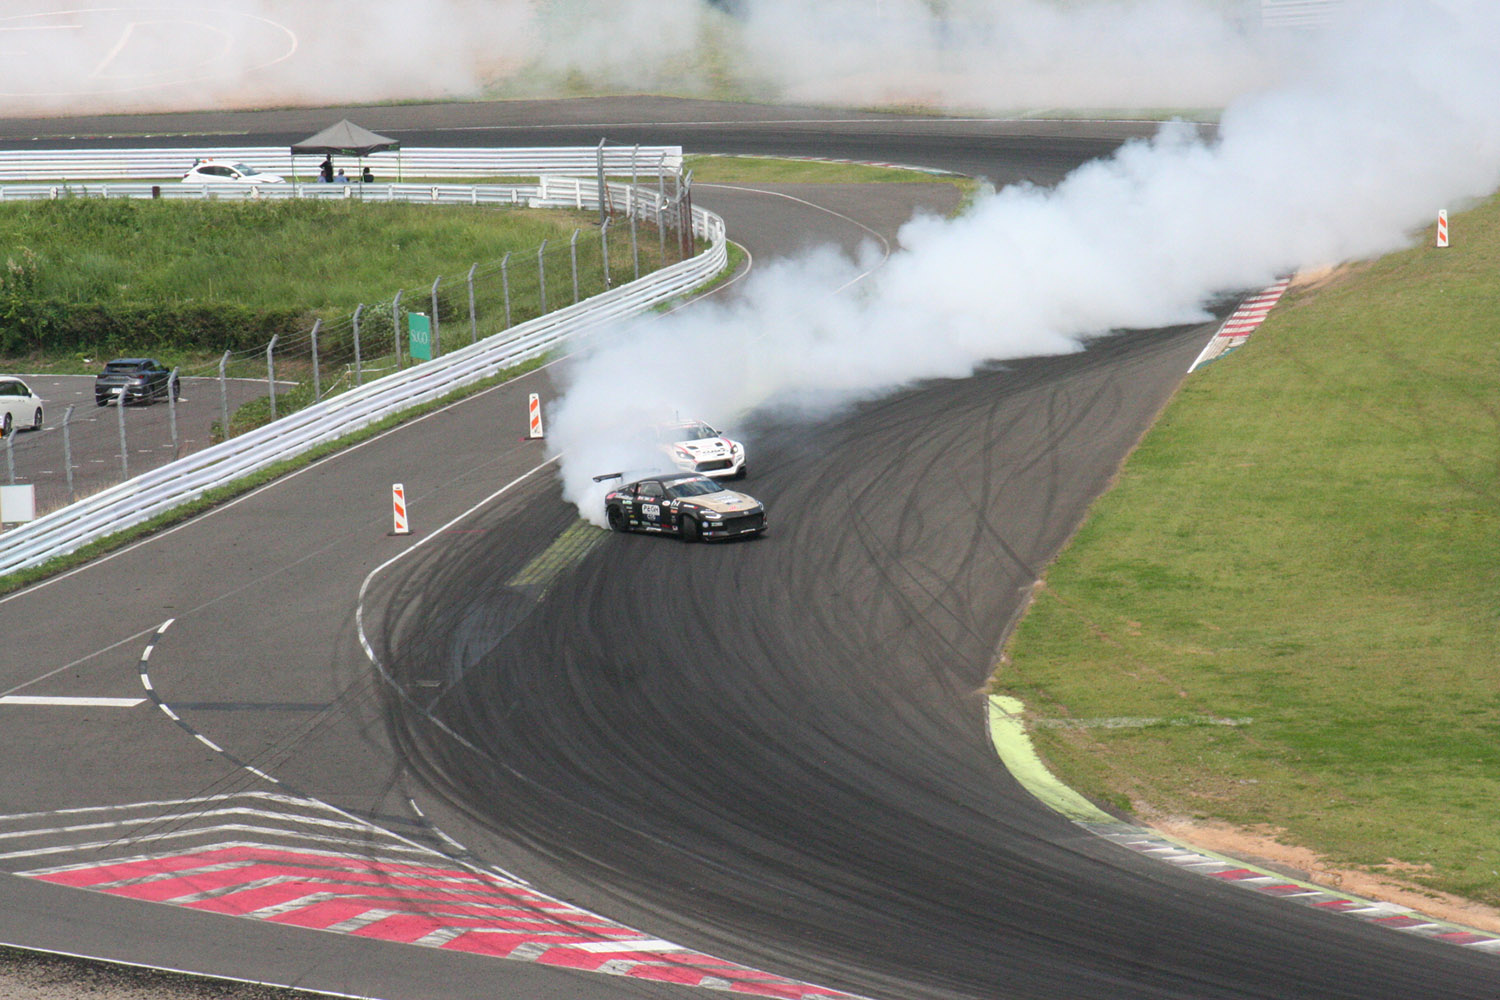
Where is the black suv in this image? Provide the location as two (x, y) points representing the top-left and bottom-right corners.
(95, 358), (177, 406)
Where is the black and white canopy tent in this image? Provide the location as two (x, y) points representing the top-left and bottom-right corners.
(289, 119), (401, 182)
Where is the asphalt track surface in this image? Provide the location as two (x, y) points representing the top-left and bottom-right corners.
(0, 99), (1496, 999)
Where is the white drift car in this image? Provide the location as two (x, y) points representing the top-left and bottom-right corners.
(657, 420), (747, 480)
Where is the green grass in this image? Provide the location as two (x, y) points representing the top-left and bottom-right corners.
(684, 154), (959, 185)
(0, 198), (619, 313)
(995, 194), (1500, 906)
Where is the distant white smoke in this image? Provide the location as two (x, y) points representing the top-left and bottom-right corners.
(3, 1), (1310, 117)
(549, 0), (1500, 525)
(730, 0), (1294, 111)
(0, 1), (535, 115)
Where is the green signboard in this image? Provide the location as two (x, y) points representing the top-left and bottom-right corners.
(408, 312), (432, 361)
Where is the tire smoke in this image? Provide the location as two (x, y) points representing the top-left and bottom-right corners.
(549, 0), (1500, 525)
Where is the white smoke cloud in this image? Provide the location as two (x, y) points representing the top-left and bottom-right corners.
(3, 1), (1312, 117)
(550, 0), (1500, 525)
(730, 0), (1296, 111)
(0, 0), (536, 115)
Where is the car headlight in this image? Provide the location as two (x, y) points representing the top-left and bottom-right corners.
(700, 510), (723, 520)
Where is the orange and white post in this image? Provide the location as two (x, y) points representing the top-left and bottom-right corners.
(528, 393), (544, 439)
(1437, 209), (1449, 248)
(391, 483), (411, 535)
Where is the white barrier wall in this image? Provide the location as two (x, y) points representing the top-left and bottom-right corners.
(0, 146), (684, 182)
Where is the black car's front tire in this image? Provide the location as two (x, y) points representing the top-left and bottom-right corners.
(681, 515), (701, 542)
(606, 506), (628, 532)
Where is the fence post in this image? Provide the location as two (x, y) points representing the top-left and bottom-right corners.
(629, 195), (640, 280)
(392, 289), (404, 368)
(115, 391), (129, 480)
(352, 304), (364, 386)
(683, 169), (696, 257)
(466, 263), (477, 344)
(167, 367), (180, 459)
(601, 218), (611, 290)
(570, 230), (580, 304)
(218, 350), (230, 441)
(537, 240), (547, 315)
(630, 146), (641, 279)
(658, 159), (667, 259)
(309, 318), (322, 401)
(62, 404), (75, 503)
(501, 252), (512, 329)
(596, 138), (607, 227)
(266, 334), (279, 422)
(430, 276), (442, 359)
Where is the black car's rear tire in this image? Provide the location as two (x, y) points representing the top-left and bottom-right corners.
(606, 506), (627, 532)
(681, 515), (701, 542)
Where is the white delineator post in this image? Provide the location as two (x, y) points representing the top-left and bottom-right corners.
(528, 393), (544, 439)
(1437, 209), (1449, 247)
(392, 483), (410, 535)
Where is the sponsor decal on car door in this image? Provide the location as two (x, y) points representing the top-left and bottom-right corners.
(638, 482), (665, 530)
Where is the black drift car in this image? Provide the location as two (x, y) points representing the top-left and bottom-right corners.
(95, 358), (177, 406)
(605, 472), (767, 541)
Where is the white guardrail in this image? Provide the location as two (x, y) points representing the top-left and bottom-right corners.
(0, 146), (684, 182)
(0, 155), (725, 576)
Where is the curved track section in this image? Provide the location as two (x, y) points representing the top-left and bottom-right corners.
(371, 328), (1500, 1000)
(0, 100), (1495, 999)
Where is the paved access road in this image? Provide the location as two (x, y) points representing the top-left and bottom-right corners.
(0, 374), (274, 514)
(1, 99), (1494, 1000)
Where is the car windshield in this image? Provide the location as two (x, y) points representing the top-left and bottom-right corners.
(676, 422), (718, 440)
(667, 478), (727, 499)
(105, 362), (144, 373)
(230, 163), (262, 175)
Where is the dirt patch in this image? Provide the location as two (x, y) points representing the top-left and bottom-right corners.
(1147, 815), (1500, 934)
(1289, 262), (1365, 294)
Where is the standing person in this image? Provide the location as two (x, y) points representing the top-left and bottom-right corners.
(319, 155), (334, 183)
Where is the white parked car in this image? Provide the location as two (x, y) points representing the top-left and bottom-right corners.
(0, 377), (43, 436)
(657, 419), (747, 480)
(181, 160), (285, 184)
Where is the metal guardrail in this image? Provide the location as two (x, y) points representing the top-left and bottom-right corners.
(0, 180), (725, 576)
(0, 146), (683, 182)
(0, 175), (679, 214)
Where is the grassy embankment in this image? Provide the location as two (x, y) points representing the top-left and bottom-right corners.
(0, 197), (653, 373)
(684, 154), (959, 186)
(996, 193), (1500, 909)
